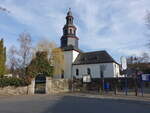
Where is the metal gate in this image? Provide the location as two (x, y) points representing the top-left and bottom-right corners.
(34, 74), (46, 94)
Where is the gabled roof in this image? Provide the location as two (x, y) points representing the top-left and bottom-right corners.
(73, 50), (118, 65)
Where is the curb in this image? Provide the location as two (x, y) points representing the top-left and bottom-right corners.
(66, 93), (150, 105)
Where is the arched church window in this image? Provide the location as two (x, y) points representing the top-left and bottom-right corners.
(87, 68), (91, 75)
(76, 69), (79, 76)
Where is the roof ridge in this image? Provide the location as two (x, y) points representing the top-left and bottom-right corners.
(83, 50), (107, 54)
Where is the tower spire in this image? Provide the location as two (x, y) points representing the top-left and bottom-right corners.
(69, 8), (71, 11)
(67, 8), (72, 16)
(66, 8), (73, 25)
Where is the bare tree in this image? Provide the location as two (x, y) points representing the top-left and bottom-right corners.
(140, 52), (149, 63)
(17, 32), (33, 76)
(127, 52), (149, 65)
(35, 39), (64, 78)
(7, 45), (19, 76)
(35, 39), (56, 59)
(51, 48), (64, 78)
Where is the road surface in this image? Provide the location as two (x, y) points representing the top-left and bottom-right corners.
(0, 94), (149, 113)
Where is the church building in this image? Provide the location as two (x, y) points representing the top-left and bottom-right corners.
(58, 9), (122, 79)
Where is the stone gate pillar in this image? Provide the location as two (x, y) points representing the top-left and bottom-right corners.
(46, 77), (52, 94)
(27, 78), (35, 95)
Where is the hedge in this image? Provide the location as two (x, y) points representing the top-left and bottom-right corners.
(0, 77), (31, 87)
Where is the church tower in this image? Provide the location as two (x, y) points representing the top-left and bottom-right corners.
(61, 8), (79, 50)
(59, 9), (80, 79)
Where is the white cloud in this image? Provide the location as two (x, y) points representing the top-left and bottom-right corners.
(72, 0), (150, 56)
(1, 0), (150, 61)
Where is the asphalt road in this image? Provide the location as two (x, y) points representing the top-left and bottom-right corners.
(0, 94), (149, 113)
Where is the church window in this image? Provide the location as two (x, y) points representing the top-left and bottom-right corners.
(87, 68), (91, 75)
(61, 70), (64, 78)
(69, 18), (72, 23)
(76, 69), (79, 76)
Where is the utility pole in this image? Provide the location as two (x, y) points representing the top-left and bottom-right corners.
(100, 65), (106, 95)
(134, 67), (140, 96)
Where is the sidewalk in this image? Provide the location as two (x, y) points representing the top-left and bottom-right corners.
(1, 91), (150, 104)
(66, 91), (150, 103)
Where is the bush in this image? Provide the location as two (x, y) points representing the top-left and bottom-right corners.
(26, 51), (53, 78)
(0, 77), (31, 87)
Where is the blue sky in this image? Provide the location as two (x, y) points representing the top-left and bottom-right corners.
(0, 0), (150, 63)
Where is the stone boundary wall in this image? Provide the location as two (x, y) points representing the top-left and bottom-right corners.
(27, 78), (35, 95)
(0, 86), (28, 95)
(46, 77), (70, 94)
(0, 78), (70, 95)
(0, 78), (35, 96)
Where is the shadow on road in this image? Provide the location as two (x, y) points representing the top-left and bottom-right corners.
(42, 96), (150, 113)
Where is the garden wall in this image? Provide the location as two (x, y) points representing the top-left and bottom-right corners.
(0, 78), (70, 95)
(0, 78), (35, 96)
(0, 86), (27, 95)
(46, 77), (70, 94)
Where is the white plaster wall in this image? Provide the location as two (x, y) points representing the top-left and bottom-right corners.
(72, 63), (119, 78)
(73, 50), (79, 62)
(64, 51), (72, 78)
(63, 50), (79, 79)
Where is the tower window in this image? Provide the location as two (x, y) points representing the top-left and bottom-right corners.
(70, 29), (72, 34)
(69, 18), (72, 23)
(87, 68), (91, 75)
(76, 69), (79, 76)
(64, 29), (67, 35)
